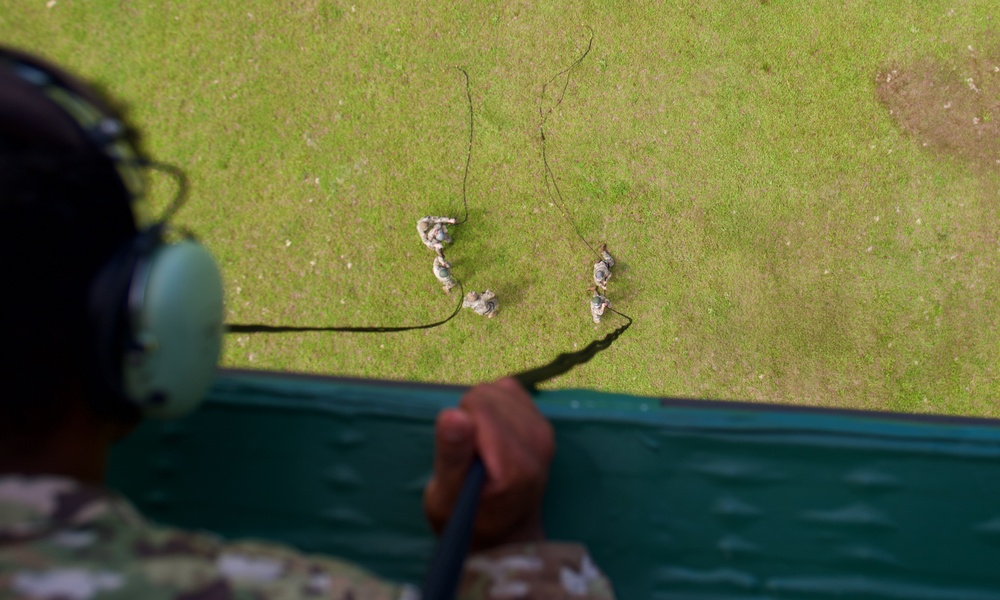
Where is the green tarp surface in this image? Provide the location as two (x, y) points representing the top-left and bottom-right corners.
(109, 370), (1000, 598)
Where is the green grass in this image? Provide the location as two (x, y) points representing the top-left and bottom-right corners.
(3, 0), (998, 415)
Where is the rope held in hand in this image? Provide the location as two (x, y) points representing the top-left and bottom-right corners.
(422, 307), (632, 600)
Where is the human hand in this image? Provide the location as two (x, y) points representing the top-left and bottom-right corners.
(424, 378), (554, 550)
(449, 218), (457, 224)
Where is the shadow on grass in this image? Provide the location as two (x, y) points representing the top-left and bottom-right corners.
(454, 259), (478, 284)
(605, 259), (637, 306)
(448, 207), (488, 242)
(496, 274), (536, 312)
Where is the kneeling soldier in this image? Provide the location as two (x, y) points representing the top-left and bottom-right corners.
(589, 290), (611, 324)
(433, 256), (458, 293)
(417, 216), (456, 258)
(463, 289), (498, 318)
(593, 243), (616, 291)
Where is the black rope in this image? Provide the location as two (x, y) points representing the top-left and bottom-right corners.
(226, 69), (476, 336)
(538, 28), (600, 260)
(226, 281), (464, 334)
(141, 159), (189, 223)
(452, 66), (474, 226)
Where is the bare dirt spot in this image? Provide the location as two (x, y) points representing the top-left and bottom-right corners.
(876, 45), (1000, 171)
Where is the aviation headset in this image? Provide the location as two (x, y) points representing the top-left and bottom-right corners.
(0, 48), (224, 418)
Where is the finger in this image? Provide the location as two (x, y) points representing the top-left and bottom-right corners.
(429, 408), (476, 496)
(459, 380), (553, 495)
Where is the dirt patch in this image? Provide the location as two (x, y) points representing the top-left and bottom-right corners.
(876, 46), (1000, 171)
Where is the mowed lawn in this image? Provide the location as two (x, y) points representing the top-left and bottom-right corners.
(4, 1), (998, 415)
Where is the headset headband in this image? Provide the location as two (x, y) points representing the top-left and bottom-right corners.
(0, 50), (151, 227)
(1, 48), (225, 419)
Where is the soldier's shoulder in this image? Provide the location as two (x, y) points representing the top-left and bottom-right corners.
(0, 477), (408, 599)
(2, 524), (410, 600)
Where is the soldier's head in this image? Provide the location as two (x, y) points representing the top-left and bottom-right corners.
(0, 48), (223, 448)
(0, 48), (143, 440)
(435, 228), (451, 243)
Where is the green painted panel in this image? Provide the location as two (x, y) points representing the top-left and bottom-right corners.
(108, 370), (1000, 597)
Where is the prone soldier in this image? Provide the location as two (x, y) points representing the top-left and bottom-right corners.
(463, 289), (498, 318)
(433, 255), (458, 293)
(417, 215), (456, 258)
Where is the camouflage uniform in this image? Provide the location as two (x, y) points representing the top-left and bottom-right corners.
(462, 290), (498, 319)
(590, 294), (611, 324)
(416, 217), (455, 257)
(432, 257), (458, 293)
(592, 249), (615, 292)
(0, 475), (614, 600)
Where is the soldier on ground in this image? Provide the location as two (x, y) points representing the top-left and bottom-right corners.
(593, 243), (616, 292)
(589, 287), (611, 324)
(416, 215), (456, 258)
(463, 289), (499, 318)
(433, 255), (458, 293)
(0, 47), (615, 599)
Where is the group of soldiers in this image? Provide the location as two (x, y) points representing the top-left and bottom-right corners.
(589, 245), (616, 324)
(417, 216), (617, 324)
(417, 215), (498, 318)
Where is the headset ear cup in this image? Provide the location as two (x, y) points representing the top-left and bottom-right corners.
(87, 239), (143, 418)
(123, 240), (223, 418)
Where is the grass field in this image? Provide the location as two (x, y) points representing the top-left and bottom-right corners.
(4, 0), (998, 415)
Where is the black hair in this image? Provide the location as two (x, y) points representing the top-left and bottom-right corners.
(0, 47), (142, 435)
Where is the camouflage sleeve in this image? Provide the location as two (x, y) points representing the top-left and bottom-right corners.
(204, 539), (418, 600)
(458, 543), (615, 600)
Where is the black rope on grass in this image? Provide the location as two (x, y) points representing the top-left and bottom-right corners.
(452, 66), (473, 226)
(226, 281), (465, 334)
(228, 69), (476, 336)
(538, 27), (601, 261)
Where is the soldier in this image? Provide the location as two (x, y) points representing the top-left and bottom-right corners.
(463, 289), (499, 318)
(433, 255), (458, 293)
(0, 47), (615, 599)
(416, 215), (456, 258)
(593, 243), (616, 291)
(589, 288), (611, 324)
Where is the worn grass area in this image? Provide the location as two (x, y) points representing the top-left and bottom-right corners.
(3, 0), (998, 415)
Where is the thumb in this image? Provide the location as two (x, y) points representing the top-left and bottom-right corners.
(432, 408), (476, 489)
(425, 408), (476, 531)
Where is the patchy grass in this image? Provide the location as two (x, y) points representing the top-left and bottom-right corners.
(2, 0), (998, 415)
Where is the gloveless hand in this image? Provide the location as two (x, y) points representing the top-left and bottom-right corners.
(423, 378), (555, 550)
